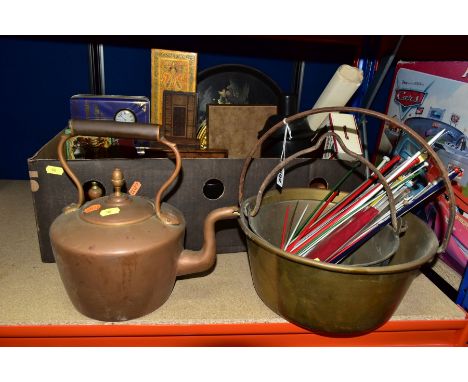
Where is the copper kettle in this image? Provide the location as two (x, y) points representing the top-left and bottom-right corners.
(49, 120), (238, 322)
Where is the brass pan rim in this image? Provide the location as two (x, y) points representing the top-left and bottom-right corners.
(239, 188), (438, 276)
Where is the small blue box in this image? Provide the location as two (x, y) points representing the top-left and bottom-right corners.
(67, 95), (151, 158)
(70, 94), (150, 123)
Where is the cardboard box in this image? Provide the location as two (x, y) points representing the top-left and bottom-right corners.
(28, 131), (365, 263)
(380, 61), (468, 202)
(377, 61), (468, 159)
(378, 61), (468, 275)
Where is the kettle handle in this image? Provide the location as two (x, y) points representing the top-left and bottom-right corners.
(238, 106), (456, 254)
(57, 119), (181, 225)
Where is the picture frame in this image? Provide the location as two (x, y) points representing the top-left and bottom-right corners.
(151, 49), (197, 125)
(162, 90), (199, 147)
(207, 104), (277, 158)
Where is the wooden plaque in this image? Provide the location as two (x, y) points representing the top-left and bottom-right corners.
(162, 91), (199, 147)
(207, 104), (277, 158)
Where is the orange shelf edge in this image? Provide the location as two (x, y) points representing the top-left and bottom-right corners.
(1, 319), (467, 347)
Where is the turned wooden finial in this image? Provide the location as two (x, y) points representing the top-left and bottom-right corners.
(111, 168), (124, 196)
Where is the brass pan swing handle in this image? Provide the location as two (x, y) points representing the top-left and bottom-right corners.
(238, 106), (456, 254)
(57, 119), (182, 224)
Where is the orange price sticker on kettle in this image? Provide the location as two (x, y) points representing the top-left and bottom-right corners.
(84, 204), (101, 214)
(100, 207), (120, 217)
(128, 181), (142, 196)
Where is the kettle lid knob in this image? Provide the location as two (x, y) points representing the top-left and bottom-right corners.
(111, 168), (124, 196)
(79, 167), (156, 225)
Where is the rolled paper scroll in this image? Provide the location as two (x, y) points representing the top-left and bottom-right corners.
(307, 65), (363, 131)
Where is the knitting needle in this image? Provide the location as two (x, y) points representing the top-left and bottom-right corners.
(292, 162), (361, 239)
(332, 167), (461, 262)
(291, 154), (402, 249)
(289, 158), (429, 254)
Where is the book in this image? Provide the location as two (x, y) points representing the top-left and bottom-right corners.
(151, 49), (197, 125)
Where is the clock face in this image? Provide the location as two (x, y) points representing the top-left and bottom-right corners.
(114, 109), (136, 123)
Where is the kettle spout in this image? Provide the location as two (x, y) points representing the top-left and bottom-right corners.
(176, 206), (239, 277)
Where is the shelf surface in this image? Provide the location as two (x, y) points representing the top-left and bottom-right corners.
(0, 179), (466, 327)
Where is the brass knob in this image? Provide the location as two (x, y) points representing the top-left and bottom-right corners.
(88, 181), (103, 200)
(111, 168), (125, 196)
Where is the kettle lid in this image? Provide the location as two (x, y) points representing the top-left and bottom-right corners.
(79, 168), (154, 226)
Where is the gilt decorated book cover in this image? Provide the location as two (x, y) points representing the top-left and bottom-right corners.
(151, 49), (197, 125)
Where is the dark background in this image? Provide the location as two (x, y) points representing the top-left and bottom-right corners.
(0, 35), (429, 179)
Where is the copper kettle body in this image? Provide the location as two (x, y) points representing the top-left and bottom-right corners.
(49, 120), (238, 322)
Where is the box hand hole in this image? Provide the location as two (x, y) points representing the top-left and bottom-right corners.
(309, 177), (329, 189)
(203, 179), (224, 200)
